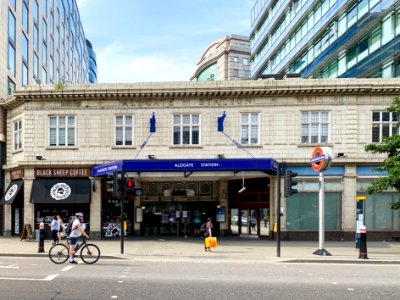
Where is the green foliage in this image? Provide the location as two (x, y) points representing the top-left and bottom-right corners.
(364, 96), (400, 209)
(54, 81), (66, 90)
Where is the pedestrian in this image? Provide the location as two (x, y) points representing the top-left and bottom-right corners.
(50, 216), (58, 245)
(204, 217), (213, 252)
(57, 215), (63, 243)
(193, 216), (201, 236)
(68, 212), (90, 264)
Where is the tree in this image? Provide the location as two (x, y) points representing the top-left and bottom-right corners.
(365, 96), (400, 210)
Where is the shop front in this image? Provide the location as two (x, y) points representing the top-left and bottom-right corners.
(91, 158), (279, 238)
(0, 180), (24, 235)
(30, 168), (91, 238)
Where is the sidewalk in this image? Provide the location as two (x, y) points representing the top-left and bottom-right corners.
(1, 236), (399, 263)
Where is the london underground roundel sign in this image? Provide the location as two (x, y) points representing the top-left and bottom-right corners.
(310, 147), (333, 172)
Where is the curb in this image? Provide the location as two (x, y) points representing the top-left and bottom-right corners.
(0, 253), (124, 259)
(1, 252), (400, 264)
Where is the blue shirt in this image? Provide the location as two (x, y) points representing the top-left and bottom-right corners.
(51, 220), (58, 231)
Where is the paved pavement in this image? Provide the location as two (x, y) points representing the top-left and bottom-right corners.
(0, 236), (400, 263)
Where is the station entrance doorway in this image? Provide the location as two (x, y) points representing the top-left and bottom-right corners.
(228, 178), (270, 238)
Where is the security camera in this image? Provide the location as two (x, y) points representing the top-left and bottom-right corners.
(238, 186), (246, 193)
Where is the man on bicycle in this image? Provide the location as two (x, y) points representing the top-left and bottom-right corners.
(69, 212), (89, 264)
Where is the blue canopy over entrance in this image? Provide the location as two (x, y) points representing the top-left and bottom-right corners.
(91, 158), (280, 177)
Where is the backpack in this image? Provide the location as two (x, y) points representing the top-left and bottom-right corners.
(65, 222), (73, 236)
(199, 223), (206, 235)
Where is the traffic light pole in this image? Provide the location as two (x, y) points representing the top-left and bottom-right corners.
(276, 163), (281, 257)
(120, 167), (125, 255)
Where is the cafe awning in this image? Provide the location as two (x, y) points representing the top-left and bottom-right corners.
(30, 179), (91, 204)
(0, 180), (23, 205)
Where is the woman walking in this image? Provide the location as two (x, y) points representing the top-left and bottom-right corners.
(56, 215), (63, 243)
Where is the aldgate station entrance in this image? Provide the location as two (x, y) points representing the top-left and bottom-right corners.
(91, 158), (279, 239)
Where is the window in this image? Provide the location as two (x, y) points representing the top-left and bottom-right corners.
(233, 57), (238, 63)
(42, 18), (47, 43)
(301, 111), (330, 144)
(8, 10), (15, 45)
(8, 43), (15, 76)
(241, 113), (259, 145)
(372, 111), (399, 143)
(7, 77), (15, 96)
(22, 2), (29, 32)
(42, 42), (47, 65)
(173, 114), (200, 145)
(233, 69), (239, 78)
(33, 53), (39, 79)
(42, 67), (47, 83)
(49, 116), (75, 146)
(9, 0), (16, 10)
(243, 58), (249, 65)
(22, 33), (29, 62)
(115, 115), (133, 146)
(33, 0), (39, 24)
(33, 25), (39, 51)
(22, 63), (28, 85)
(13, 119), (22, 151)
(42, 0), (47, 17)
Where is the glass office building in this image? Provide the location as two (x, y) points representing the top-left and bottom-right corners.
(250, 0), (400, 78)
(0, 0), (95, 234)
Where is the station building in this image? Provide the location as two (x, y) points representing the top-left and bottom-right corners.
(1, 78), (399, 240)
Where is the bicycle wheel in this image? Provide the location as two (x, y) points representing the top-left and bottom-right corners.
(80, 244), (100, 264)
(49, 244), (69, 264)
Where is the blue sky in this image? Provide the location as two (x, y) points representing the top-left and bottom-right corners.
(76, 0), (253, 83)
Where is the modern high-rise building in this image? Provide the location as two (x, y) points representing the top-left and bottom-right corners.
(0, 0), (95, 233)
(250, 0), (400, 79)
(86, 39), (97, 83)
(191, 35), (251, 81)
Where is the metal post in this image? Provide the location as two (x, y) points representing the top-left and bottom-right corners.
(276, 163), (281, 257)
(120, 167), (125, 254)
(313, 171), (331, 256)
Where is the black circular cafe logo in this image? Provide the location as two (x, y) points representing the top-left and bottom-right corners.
(5, 184), (18, 202)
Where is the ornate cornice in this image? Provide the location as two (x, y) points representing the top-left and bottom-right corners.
(3, 79), (400, 109)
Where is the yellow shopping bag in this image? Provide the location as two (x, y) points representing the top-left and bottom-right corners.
(206, 237), (218, 248)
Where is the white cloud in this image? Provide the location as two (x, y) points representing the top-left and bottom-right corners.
(97, 41), (195, 83)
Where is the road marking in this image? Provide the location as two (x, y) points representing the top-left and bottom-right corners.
(347, 288), (354, 291)
(61, 265), (75, 272)
(0, 265), (19, 269)
(0, 274), (58, 281)
(118, 281), (123, 283)
(44, 274), (59, 281)
(332, 282), (339, 285)
(120, 275), (127, 278)
(111, 296), (118, 299)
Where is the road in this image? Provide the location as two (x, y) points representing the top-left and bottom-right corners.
(0, 256), (399, 300)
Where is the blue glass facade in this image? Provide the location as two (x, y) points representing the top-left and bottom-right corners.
(86, 39), (97, 83)
(250, 0), (400, 78)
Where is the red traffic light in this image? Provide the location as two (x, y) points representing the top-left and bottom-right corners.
(126, 179), (134, 189)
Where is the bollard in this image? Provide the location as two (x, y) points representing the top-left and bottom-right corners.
(38, 222), (45, 253)
(358, 225), (368, 259)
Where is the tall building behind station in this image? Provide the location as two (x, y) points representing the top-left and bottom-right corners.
(250, 0), (400, 79)
(191, 35), (251, 81)
(0, 0), (95, 233)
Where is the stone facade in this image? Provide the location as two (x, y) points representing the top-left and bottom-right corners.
(2, 78), (400, 240)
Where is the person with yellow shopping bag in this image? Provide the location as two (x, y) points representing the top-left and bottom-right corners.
(204, 218), (214, 252)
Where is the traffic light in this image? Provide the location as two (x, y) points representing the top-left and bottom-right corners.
(106, 171), (119, 197)
(125, 178), (144, 196)
(284, 170), (298, 197)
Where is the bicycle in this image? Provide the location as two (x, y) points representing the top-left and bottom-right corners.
(48, 237), (100, 264)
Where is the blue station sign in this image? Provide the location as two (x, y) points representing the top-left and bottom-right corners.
(91, 161), (123, 176)
(91, 158), (279, 176)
